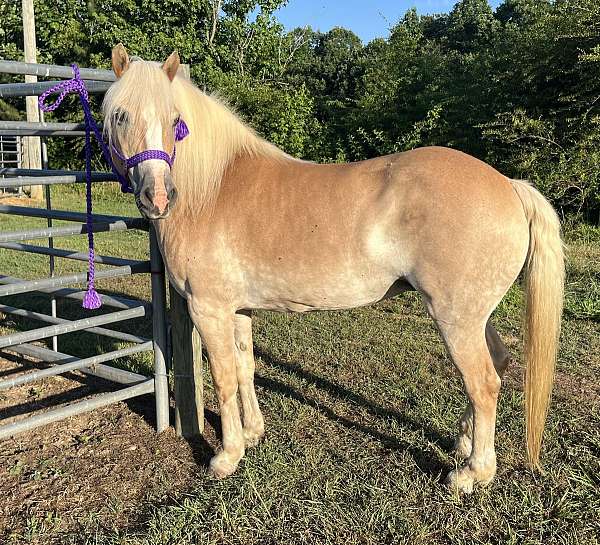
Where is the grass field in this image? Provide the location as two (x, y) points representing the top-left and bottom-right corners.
(0, 186), (599, 545)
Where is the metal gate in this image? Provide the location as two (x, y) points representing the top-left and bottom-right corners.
(0, 60), (171, 437)
(0, 134), (22, 196)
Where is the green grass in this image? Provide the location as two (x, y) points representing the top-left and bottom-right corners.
(1, 187), (599, 545)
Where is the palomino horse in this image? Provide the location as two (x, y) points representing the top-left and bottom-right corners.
(104, 45), (564, 493)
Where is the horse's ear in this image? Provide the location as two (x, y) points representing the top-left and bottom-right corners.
(162, 51), (180, 82)
(112, 44), (130, 78)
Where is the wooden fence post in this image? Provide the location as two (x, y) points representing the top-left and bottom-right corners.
(22, 0), (43, 200)
(169, 284), (204, 437)
(169, 65), (200, 437)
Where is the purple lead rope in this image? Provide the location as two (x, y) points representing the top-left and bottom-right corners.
(38, 64), (190, 310)
(39, 64), (130, 310)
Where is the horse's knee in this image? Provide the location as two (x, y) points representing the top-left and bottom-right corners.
(213, 375), (238, 405)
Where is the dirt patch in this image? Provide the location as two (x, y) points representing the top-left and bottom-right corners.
(502, 359), (600, 407)
(0, 351), (212, 543)
(486, 333), (600, 406)
(0, 195), (40, 207)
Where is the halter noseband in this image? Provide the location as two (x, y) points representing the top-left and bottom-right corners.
(111, 117), (190, 173)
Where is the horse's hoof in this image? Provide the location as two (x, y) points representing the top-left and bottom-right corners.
(243, 427), (265, 448)
(445, 468), (474, 494)
(208, 452), (239, 479)
(453, 436), (472, 460)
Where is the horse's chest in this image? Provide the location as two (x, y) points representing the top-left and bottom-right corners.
(155, 224), (191, 295)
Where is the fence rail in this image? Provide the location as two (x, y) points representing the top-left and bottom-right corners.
(0, 60), (115, 81)
(0, 121), (87, 136)
(0, 80), (112, 98)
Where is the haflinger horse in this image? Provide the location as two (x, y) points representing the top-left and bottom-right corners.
(104, 44), (564, 493)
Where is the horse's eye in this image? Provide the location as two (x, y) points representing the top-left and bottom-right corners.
(114, 110), (129, 127)
(173, 115), (180, 127)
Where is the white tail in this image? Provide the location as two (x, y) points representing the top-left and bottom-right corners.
(510, 179), (565, 467)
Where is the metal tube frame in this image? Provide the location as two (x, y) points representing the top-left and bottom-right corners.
(0, 242), (147, 267)
(1, 167), (117, 182)
(0, 60), (115, 81)
(150, 226), (170, 432)
(0, 80), (112, 98)
(0, 379), (155, 439)
(0, 203), (143, 224)
(0, 306), (147, 350)
(0, 121), (88, 136)
(0, 59), (172, 440)
(0, 263), (149, 298)
(9, 343), (150, 385)
(0, 217), (148, 243)
(0, 275), (151, 311)
(0, 303), (150, 344)
(0, 342), (153, 390)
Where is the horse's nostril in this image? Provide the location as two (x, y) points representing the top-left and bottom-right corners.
(142, 186), (153, 204)
(168, 187), (177, 202)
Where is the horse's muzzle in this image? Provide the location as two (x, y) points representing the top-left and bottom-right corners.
(136, 172), (178, 220)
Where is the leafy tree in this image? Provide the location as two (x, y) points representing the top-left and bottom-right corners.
(1, 0), (599, 218)
(444, 0), (499, 52)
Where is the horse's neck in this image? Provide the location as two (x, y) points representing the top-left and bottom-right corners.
(173, 84), (289, 206)
(156, 149), (279, 243)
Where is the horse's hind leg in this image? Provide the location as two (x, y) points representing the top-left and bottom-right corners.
(454, 322), (511, 459)
(427, 307), (501, 493)
(234, 311), (265, 447)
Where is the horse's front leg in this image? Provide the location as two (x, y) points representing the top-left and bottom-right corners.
(189, 301), (244, 478)
(234, 311), (265, 447)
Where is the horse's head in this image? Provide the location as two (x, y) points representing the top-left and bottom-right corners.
(103, 44), (182, 220)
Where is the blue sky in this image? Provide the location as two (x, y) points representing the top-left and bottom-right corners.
(274, 0), (504, 44)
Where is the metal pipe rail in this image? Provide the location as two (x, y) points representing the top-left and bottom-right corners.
(0, 379), (155, 440)
(0, 303), (150, 345)
(0, 204), (140, 224)
(0, 167), (117, 183)
(0, 242), (146, 267)
(0, 275), (150, 311)
(0, 342), (152, 390)
(0, 80), (112, 98)
(0, 306), (147, 349)
(149, 227), (169, 432)
(0, 59), (172, 440)
(0, 176), (117, 189)
(0, 264), (149, 298)
(8, 343), (150, 385)
(0, 121), (87, 136)
(0, 218), (148, 243)
(0, 60), (115, 81)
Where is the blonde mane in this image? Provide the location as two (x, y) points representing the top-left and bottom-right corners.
(102, 60), (290, 213)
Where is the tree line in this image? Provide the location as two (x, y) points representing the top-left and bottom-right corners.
(1, 0), (599, 221)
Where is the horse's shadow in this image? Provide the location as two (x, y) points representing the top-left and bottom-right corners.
(0, 290), (453, 477)
(248, 347), (453, 477)
(184, 346), (453, 477)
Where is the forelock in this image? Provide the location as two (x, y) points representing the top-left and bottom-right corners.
(102, 59), (175, 146)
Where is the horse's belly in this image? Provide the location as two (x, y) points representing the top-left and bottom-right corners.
(244, 269), (411, 312)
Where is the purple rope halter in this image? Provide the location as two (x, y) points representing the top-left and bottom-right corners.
(38, 64), (189, 310)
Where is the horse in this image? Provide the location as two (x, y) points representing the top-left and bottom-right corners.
(103, 44), (564, 493)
